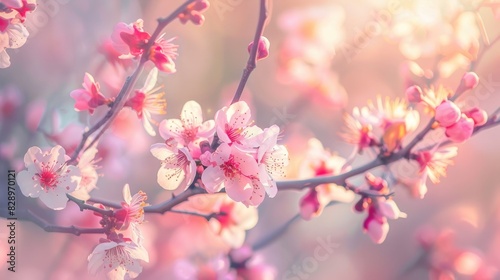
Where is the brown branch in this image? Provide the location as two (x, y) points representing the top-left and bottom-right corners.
(67, 194), (114, 216)
(144, 187), (207, 214)
(26, 209), (107, 236)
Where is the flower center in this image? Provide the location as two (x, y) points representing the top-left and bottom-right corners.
(38, 170), (58, 190)
(221, 155), (240, 178)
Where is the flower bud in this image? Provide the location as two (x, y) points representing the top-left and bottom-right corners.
(462, 72), (479, 90)
(464, 107), (488, 126)
(405, 85), (423, 103)
(435, 100), (461, 127)
(248, 36), (270, 61)
(445, 116), (474, 143)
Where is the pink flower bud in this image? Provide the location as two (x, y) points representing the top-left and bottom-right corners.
(363, 216), (389, 244)
(445, 116), (474, 143)
(248, 36), (270, 61)
(464, 107), (488, 126)
(229, 245), (253, 264)
(462, 72), (479, 90)
(435, 100), (461, 127)
(405, 85), (423, 103)
(299, 189), (321, 220)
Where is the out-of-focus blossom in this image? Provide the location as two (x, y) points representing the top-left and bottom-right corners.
(415, 146), (458, 184)
(0, 17), (29, 68)
(178, 0), (209, 25)
(204, 194), (258, 248)
(45, 116), (85, 156)
(159, 100), (215, 151)
(341, 108), (375, 151)
(17, 145), (81, 210)
(88, 237), (149, 280)
(387, 1), (480, 77)
(435, 100), (461, 127)
(0, 85), (22, 120)
(248, 36), (270, 61)
(70, 73), (109, 115)
(125, 68), (166, 136)
(25, 99), (45, 132)
(464, 107), (487, 126)
(354, 173), (406, 244)
(170, 255), (232, 280)
(150, 142), (196, 191)
(445, 115), (474, 142)
(298, 138), (354, 220)
(71, 146), (99, 201)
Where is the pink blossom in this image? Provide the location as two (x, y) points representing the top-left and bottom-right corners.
(177, 0), (210, 25)
(248, 36), (270, 61)
(114, 184), (148, 231)
(148, 36), (178, 73)
(207, 194), (258, 248)
(298, 138), (354, 219)
(464, 107), (488, 126)
(150, 143), (196, 191)
(17, 145), (81, 210)
(461, 72), (479, 90)
(0, 85), (22, 120)
(415, 146), (458, 184)
(125, 67), (166, 136)
(159, 100), (215, 149)
(70, 147), (99, 201)
(70, 73), (108, 114)
(435, 100), (461, 127)
(0, 17), (29, 68)
(215, 101), (261, 146)
(87, 239), (149, 280)
(445, 116), (474, 142)
(406, 85), (423, 103)
(201, 143), (261, 203)
(111, 19), (149, 58)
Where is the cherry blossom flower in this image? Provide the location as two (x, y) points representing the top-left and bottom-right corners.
(71, 146), (100, 201)
(0, 84), (22, 120)
(0, 17), (29, 68)
(159, 100), (215, 149)
(214, 101), (261, 146)
(114, 184), (148, 231)
(245, 125), (289, 200)
(17, 145), (81, 210)
(415, 146), (458, 184)
(298, 138), (354, 220)
(341, 108), (375, 151)
(87, 238), (149, 280)
(201, 143), (261, 203)
(178, 0), (210, 25)
(125, 67), (166, 136)
(207, 194), (258, 248)
(70, 73), (108, 114)
(110, 19), (178, 73)
(445, 115), (474, 143)
(150, 142), (196, 191)
(435, 100), (461, 127)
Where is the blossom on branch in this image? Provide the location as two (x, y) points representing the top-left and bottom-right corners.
(159, 100), (215, 152)
(110, 19), (178, 73)
(71, 146), (100, 201)
(150, 142), (196, 191)
(88, 235), (149, 280)
(114, 184), (148, 232)
(125, 67), (166, 136)
(17, 145), (81, 210)
(70, 72), (109, 115)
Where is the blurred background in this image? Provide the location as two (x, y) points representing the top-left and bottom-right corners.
(1, 0), (500, 279)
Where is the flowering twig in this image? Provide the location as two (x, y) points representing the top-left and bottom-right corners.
(68, 0), (198, 164)
(144, 186), (207, 214)
(230, 0), (270, 105)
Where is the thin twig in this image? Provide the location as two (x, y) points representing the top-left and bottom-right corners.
(230, 0), (269, 105)
(67, 194), (114, 216)
(26, 210), (107, 236)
